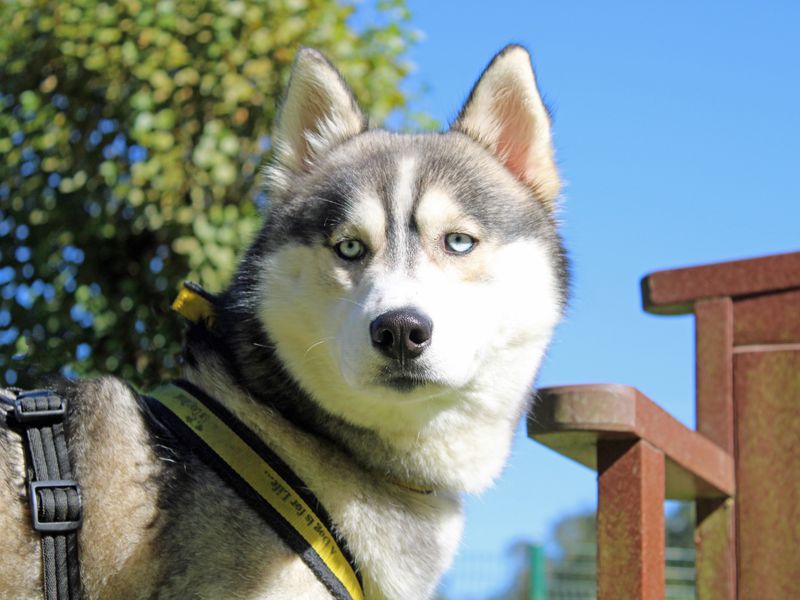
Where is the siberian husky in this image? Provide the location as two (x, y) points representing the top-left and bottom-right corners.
(1, 45), (568, 599)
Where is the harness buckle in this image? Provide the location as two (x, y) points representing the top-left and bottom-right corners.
(13, 390), (66, 425)
(29, 480), (83, 533)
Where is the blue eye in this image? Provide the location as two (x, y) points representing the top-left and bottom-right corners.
(444, 232), (476, 254)
(334, 239), (367, 260)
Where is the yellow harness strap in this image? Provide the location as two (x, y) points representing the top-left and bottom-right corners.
(143, 382), (364, 600)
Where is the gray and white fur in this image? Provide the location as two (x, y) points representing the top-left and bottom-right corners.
(1, 45), (568, 599)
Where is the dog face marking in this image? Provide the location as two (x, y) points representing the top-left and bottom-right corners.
(257, 132), (564, 427)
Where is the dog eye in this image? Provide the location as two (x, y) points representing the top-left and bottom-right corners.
(334, 239), (367, 260)
(444, 232), (476, 254)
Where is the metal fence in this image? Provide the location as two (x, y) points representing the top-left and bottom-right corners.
(439, 544), (695, 600)
(548, 544), (695, 600)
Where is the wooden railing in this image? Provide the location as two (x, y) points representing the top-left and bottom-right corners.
(528, 251), (800, 599)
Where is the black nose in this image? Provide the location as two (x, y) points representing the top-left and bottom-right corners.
(370, 309), (433, 362)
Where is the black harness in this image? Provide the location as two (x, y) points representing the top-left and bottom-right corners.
(1, 388), (82, 600)
(2, 381), (364, 600)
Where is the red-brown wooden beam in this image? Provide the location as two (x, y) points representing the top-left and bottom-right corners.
(734, 348), (800, 599)
(733, 287), (800, 346)
(529, 384), (734, 499)
(694, 298), (737, 600)
(641, 251), (800, 315)
(695, 298), (735, 452)
(597, 440), (665, 600)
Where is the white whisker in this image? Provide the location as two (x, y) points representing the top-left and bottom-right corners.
(304, 337), (333, 356)
(338, 297), (367, 309)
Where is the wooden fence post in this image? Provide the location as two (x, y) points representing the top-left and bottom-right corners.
(597, 439), (665, 600)
(694, 298), (737, 599)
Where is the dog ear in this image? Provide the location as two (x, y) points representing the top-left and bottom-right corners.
(452, 45), (560, 208)
(267, 48), (366, 194)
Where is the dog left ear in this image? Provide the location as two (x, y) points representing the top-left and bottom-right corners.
(452, 45), (560, 209)
(267, 48), (366, 195)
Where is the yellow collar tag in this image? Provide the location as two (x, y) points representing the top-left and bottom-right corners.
(171, 285), (215, 327)
(144, 382), (364, 600)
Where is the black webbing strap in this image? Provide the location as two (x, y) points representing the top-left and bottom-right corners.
(2, 389), (82, 600)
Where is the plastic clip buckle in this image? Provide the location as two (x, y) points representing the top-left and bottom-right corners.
(29, 480), (83, 533)
(13, 390), (66, 425)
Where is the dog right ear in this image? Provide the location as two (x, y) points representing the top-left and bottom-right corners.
(452, 45), (560, 210)
(266, 48), (366, 195)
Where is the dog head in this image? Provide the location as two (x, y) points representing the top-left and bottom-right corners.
(224, 46), (568, 490)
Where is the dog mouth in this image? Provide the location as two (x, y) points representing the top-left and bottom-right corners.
(383, 375), (427, 392)
(375, 365), (435, 392)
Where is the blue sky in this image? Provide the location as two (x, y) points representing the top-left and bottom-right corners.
(396, 1), (799, 596)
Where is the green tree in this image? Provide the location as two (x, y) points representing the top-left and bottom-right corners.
(0, 0), (422, 388)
